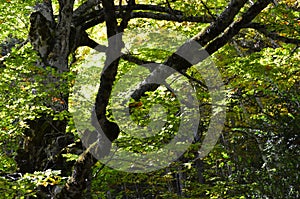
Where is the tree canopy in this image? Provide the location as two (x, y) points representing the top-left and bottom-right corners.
(0, 0), (299, 198)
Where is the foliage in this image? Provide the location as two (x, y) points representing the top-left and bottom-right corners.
(0, 0), (299, 198)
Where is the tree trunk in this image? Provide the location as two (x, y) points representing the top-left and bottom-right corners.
(15, 0), (275, 198)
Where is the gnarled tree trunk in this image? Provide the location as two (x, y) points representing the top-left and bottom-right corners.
(15, 0), (279, 198)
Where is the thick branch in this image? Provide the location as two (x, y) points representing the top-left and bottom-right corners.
(49, 0), (75, 70)
(192, 0), (248, 46)
(55, 152), (97, 199)
(131, 0), (248, 100)
(205, 0), (273, 54)
(74, 3), (213, 30)
(73, 2), (184, 22)
(126, 4), (183, 14)
(55, 1), (122, 197)
(119, 0), (135, 31)
(95, 0), (121, 119)
(131, 0), (273, 100)
(73, 0), (101, 18)
(131, 12), (213, 23)
(73, 2), (104, 27)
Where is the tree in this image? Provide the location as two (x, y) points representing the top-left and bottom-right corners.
(0, 0), (299, 198)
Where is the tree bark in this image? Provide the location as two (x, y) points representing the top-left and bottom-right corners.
(55, 0), (123, 197)
(18, 0), (283, 198)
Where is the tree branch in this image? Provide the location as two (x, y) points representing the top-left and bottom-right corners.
(200, 0), (217, 21)
(73, 0), (101, 18)
(205, 0), (273, 55)
(74, 3), (213, 30)
(119, 4), (183, 15)
(95, 0), (121, 119)
(246, 22), (300, 45)
(131, 0), (248, 100)
(55, 1), (122, 197)
(49, 0), (75, 70)
(192, 0), (248, 46)
(121, 53), (155, 66)
(119, 0), (135, 31)
(130, 12), (213, 23)
(131, 0), (273, 101)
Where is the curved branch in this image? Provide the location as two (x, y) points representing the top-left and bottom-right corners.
(119, 4), (183, 15)
(74, 3), (213, 30)
(200, 0), (217, 21)
(131, 12), (213, 23)
(74, 2), (184, 19)
(73, 0), (102, 18)
(119, 0), (135, 31)
(131, 0), (273, 101)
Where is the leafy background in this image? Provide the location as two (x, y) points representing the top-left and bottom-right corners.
(0, 0), (299, 198)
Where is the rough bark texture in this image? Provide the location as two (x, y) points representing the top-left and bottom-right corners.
(15, 117), (73, 174)
(18, 0), (299, 198)
(56, 0), (123, 197)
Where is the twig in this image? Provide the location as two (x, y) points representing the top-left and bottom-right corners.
(200, 0), (217, 21)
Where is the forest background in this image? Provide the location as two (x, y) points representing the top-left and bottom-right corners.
(0, 0), (299, 198)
